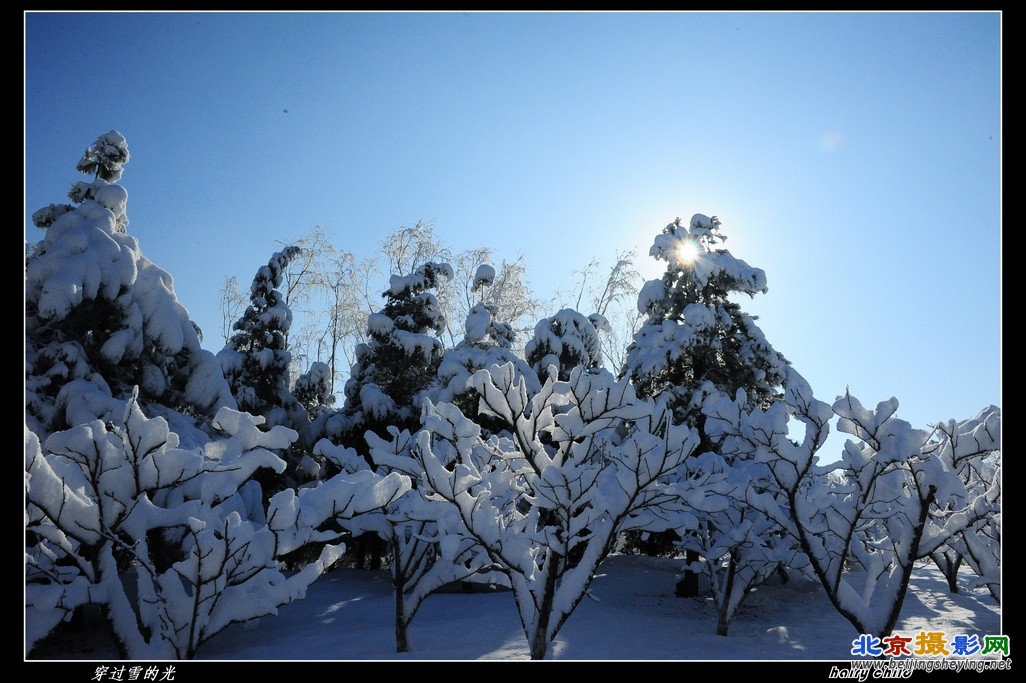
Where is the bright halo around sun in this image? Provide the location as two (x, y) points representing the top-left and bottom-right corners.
(675, 239), (700, 266)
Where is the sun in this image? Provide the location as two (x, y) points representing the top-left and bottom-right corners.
(675, 239), (700, 266)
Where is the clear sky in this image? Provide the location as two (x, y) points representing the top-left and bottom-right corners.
(25, 11), (1001, 448)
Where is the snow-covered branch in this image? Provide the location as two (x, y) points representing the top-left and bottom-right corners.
(702, 368), (1000, 638)
(399, 363), (707, 659)
(26, 395), (410, 658)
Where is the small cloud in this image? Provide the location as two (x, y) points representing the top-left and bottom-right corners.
(817, 131), (844, 152)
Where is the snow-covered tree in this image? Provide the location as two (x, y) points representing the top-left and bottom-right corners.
(74, 130), (131, 183)
(525, 308), (607, 383)
(26, 132), (234, 440)
(317, 431), (501, 653)
(400, 363), (715, 659)
(557, 251), (644, 374)
(620, 215), (790, 600)
(703, 368), (1001, 638)
(25, 392), (410, 658)
(330, 261), (454, 452)
(293, 361), (336, 418)
(437, 250), (540, 353)
(310, 261), (452, 569)
(216, 246), (315, 493)
(622, 214), (788, 430)
(32, 130), (132, 234)
(677, 464), (811, 635)
(922, 408), (1001, 602)
(217, 246), (304, 428)
(435, 291), (540, 433)
(959, 496), (1001, 603)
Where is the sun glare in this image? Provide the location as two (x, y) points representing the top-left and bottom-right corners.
(675, 240), (700, 266)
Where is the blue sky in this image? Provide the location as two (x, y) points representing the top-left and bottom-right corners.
(25, 11), (1001, 444)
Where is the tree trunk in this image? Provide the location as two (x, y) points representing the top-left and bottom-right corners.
(676, 549), (701, 598)
(715, 555), (737, 636)
(529, 551), (561, 660)
(394, 579), (409, 652)
(932, 551), (961, 593)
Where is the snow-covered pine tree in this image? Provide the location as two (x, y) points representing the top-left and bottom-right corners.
(322, 261), (453, 568)
(525, 308), (607, 383)
(622, 215), (788, 423)
(217, 246), (304, 428)
(217, 246), (320, 495)
(435, 265), (540, 433)
(332, 261), (454, 452)
(286, 360), (339, 483)
(294, 360), (336, 419)
(32, 130), (132, 233)
(26, 131), (234, 440)
(620, 215), (790, 600)
(74, 130), (132, 183)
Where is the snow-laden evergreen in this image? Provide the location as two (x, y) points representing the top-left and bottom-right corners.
(293, 360), (337, 418)
(525, 308), (605, 382)
(473, 263), (496, 290)
(326, 261), (454, 453)
(32, 130), (131, 233)
(217, 246), (304, 428)
(620, 215), (792, 615)
(622, 214), (788, 424)
(26, 132), (234, 440)
(74, 130), (132, 183)
(435, 302), (540, 432)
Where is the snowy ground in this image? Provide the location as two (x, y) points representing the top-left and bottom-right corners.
(31, 554), (1000, 662)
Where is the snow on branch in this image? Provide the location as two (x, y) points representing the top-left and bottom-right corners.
(401, 363), (711, 659)
(702, 369), (1001, 638)
(26, 393), (410, 658)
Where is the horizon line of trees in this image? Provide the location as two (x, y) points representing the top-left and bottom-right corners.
(216, 220), (645, 405)
(25, 131), (1001, 660)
